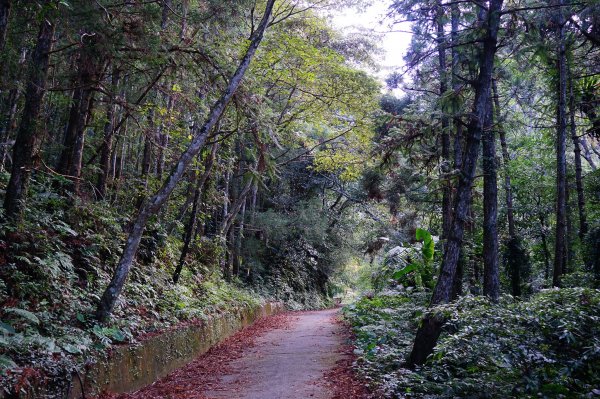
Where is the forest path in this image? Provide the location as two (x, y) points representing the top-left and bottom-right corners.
(115, 308), (368, 399)
(205, 308), (344, 399)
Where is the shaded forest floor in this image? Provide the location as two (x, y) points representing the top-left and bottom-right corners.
(101, 309), (371, 399)
(344, 287), (600, 398)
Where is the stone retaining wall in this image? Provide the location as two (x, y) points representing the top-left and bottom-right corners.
(65, 302), (284, 398)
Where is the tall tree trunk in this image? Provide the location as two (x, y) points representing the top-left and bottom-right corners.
(156, 92), (173, 179)
(97, 68), (121, 199)
(553, 0), (567, 287)
(57, 44), (104, 194)
(141, 108), (154, 178)
(3, 13), (54, 222)
(493, 79), (521, 296)
(232, 197), (247, 277)
(564, 169), (572, 274)
(436, 1), (451, 239)
(482, 96), (499, 301)
(493, 80), (516, 238)
(0, 48), (27, 171)
(95, 0), (275, 322)
(541, 224), (551, 281)
(220, 178), (254, 238)
(173, 144), (218, 284)
(408, 0), (503, 367)
(449, 3), (463, 301)
(224, 227), (234, 280)
(568, 68), (588, 239)
(451, 2), (463, 173)
(69, 89), (96, 194)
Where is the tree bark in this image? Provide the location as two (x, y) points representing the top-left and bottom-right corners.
(220, 178), (254, 238)
(232, 197), (247, 277)
(492, 80), (516, 238)
(451, 2), (463, 173)
(57, 40), (105, 193)
(493, 79), (521, 296)
(97, 68), (121, 199)
(449, 3), (463, 301)
(3, 13), (54, 222)
(408, 0), (503, 367)
(173, 144), (218, 284)
(568, 67), (588, 239)
(95, 0), (275, 322)
(553, 0), (567, 287)
(156, 91), (173, 178)
(436, 1), (451, 239)
(0, 83), (20, 171)
(482, 96), (499, 301)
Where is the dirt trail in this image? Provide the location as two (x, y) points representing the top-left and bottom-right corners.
(112, 308), (369, 399)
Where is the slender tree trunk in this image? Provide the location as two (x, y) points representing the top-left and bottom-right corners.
(565, 170), (573, 274)
(0, 86), (19, 171)
(69, 88), (96, 194)
(156, 91), (173, 178)
(141, 108), (154, 178)
(58, 49), (104, 194)
(493, 79), (521, 296)
(568, 69), (588, 239)
(97, 68), (121, 199)
(451, 255), (464, 300)
(233, 197), (247, 277)
(222, 167), (232, 225)
(250, 181), (258, 225)
(493, 80), (516, 237)
(220, 178), (254, 238)
(3, 14), (54, 222)
(0, 48), (28, 171)
(408, 0), (503, 367)
(224, 226), (234, 280)
(553, 1), (567, 287)
(57, 85), (83, 173)
(451, 3), (463, 173)
(173, 144), (218, 284)
(449, 5), (463, 301)
(482, 96), (499, 301)
(436, 1), (451, 239)
(540, 211), (551, 281)
(95, 0), (275, 321)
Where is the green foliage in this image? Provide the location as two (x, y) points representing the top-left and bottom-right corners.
(374, 228), (436, 290)
(345, 288), (600, 398)
(0, 178), (263, 393)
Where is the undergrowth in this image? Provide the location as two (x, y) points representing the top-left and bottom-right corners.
(0, 174), (265, 396)
(344, 287), (600, 398)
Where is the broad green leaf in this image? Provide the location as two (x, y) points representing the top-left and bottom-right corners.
(393, 263), (418, 279)
(415, 227), (431, 242)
